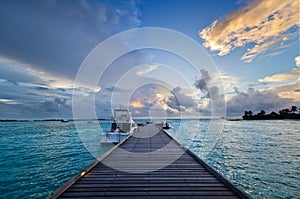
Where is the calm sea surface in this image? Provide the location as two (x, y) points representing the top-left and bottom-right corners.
(0, 119), (299, 198)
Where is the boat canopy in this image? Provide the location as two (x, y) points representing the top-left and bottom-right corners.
(113, 109), (131, 123)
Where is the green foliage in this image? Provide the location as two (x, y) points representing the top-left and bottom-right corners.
(243, 106), (300, 120)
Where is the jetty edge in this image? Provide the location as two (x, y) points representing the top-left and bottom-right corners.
(47, 124), (252, 199)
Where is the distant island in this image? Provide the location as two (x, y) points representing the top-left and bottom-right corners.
(0, 118), (108, 122)
(243, 106), (300, 120)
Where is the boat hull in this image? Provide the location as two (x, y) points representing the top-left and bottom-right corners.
(100, 131), (129, 144)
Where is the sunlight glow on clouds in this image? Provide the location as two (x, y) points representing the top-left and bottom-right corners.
(199, 0), (299, 62)
(130, 100), (144, 108)
(0, 1), (298, 119)
(259, 68), (300, 83)
(295, 56), (300, 67)
(0, 57), (100, 93)
(127, 84), (203, 118)
(266, 79), (300, 102)
(257, 58), (300, 103)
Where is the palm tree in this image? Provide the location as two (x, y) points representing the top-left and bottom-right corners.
(291, 106), (297, 113)
(243, 110), (253, 119)
(279, 108), (290, 115)
(248, 110), (253, 116)
(260, 110), (266, 116)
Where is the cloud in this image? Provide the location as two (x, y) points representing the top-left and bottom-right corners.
(226, 88), (293, 116)
(105, 86), (127, 92)
(167, 87), (198, 112)
(0, 58), (104, 119)
(212, 75), (236, 84)
(266, 79), (300, 102)
(0, 58), (101, 93)
(136, 64), (158, 76)
(0, 1), (142, 119)
(0, 98), (72, 119)
(130, 100), (144, 108)
(194, 70), (295, 116)
(204, 86), (226, 117)
(258, 68), (300, 83)
(199, 0), (299, 62)
(193, 70), (226, 117)
(0, 0), (141, 78)
(0, 58), (42, 85)
(257, 65), (300, 103)
(194, 69), (211, 96)
(295, 56), (300, 67)
(128, 84), (169, 117)
(126, 84), (202, 118)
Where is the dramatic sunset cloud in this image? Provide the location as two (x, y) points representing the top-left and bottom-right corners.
(130, 100), (144, 108)
(199, 0), (299, 62)
(259, 68), (300, 83)
(0, 1), (298, 119)
(258, 60), (300, 103)
(266, 79), (300, 103)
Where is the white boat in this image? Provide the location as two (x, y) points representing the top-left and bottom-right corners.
(100, 109), (136, 144)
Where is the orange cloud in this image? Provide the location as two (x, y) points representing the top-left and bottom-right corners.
(278, 91), (300, 102)
(266, 79), (300, 102)
(199, 0), (299, 62)
(130, 100), (144, 108)
(259, 68), (300, 83)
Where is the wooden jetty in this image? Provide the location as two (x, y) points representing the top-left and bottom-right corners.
(48, 124), (252, 199)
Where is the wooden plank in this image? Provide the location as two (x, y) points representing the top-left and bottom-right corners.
(48, 124), (252, 199)
(61, 190), (237, 197)
(72, 183), (227, 188)
(67, 186), (231, 192)
(58, 196), (240, 199)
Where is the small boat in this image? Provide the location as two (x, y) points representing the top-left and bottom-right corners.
(100, 109), (136, 144)
(148, 120), (170, 129)
(162, 122), (170, 129)
(61, 119), (69, 123)
(226, 118), (242, 121)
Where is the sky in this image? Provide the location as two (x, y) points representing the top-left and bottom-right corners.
(0, 0), (299, 119)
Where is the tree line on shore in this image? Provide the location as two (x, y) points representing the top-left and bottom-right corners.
(243, 106), (300, 120)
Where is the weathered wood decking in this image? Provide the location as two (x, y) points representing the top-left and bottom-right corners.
(48, 124), (252, 199)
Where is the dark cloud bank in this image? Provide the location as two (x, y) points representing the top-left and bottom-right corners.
(226, 88), (292, 116)
(0, 0), (140, 78)
(0, 0), (141, 119)
(0, 2), (294, 119)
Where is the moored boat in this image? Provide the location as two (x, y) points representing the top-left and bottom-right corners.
(162, 121), (170, 129)
(100, 109), (136, 144)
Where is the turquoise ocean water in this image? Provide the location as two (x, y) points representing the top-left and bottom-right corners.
(0, 119), (299, 198)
